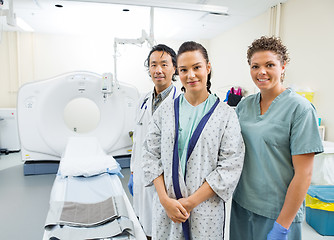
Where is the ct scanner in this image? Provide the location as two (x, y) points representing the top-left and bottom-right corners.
(17, 71), (147, 239)
(17, 71), (139, 174)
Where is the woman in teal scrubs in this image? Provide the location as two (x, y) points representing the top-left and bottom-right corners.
(230, 36), (324, 240)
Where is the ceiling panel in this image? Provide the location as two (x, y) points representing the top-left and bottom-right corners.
(0, 0), (287, 39)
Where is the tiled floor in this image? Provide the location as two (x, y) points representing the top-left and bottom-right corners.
(0, 152), (333, 240)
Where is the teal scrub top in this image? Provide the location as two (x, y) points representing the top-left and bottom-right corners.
(234, 88), (323, 222)
(178, 93), (217, 175)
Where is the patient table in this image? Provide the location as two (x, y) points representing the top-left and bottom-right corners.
(43, 137), (146, 239)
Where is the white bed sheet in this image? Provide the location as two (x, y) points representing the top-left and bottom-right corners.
(43, 174), (146, 240)
(312, 141), (334, 185)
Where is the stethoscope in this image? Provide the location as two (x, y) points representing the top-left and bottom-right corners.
(137, 86), (177, 125)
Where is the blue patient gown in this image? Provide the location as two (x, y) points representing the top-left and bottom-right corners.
(142, 94), (245, 240)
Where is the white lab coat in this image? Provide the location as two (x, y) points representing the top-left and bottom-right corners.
(142, 99), (245, 239)
(130, 85), (180, 236)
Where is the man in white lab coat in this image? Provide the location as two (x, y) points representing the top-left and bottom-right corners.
(128, 44), (180, 239)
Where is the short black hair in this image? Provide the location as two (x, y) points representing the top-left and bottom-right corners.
(144, 44), (178, 81)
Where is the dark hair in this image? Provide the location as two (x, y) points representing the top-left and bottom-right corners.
(247, 36), (290, 82)
(247, 36), (290, 65)
(177, 41), (211, 93)
(144, 44), (177, 81)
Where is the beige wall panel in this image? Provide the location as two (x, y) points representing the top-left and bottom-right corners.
(209, 10), (271, 99)
(280, 0), (334, 140)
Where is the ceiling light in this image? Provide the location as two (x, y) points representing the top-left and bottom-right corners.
(16, 17), (34, 32)
(63, 0), (229, 15)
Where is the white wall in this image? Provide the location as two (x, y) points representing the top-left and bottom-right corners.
(209, 0), (334, 141)
(280, 0), (334, 141)
(209, 10), (271, 99)
(0, 33), (19, 107)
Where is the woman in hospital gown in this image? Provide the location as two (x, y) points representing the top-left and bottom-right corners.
(142, 41), (245, 239)
(230, 36), (324, 240)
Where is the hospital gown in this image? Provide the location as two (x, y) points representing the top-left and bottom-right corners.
(142, 98), (245, 240)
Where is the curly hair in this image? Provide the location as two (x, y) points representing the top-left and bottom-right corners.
(247, 36), (290, 66)
(177, 41), (212, 93)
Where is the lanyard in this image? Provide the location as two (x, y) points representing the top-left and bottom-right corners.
(172, 95), (220, 240)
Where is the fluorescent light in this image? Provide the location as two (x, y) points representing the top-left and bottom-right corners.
(17, 17), (34, 32)
(63, 0), (229, 15)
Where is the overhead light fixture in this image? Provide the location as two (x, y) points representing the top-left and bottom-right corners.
(17, 17), (34, 32)
(62, 0), (229, 15)
(1, 0), (16, 26)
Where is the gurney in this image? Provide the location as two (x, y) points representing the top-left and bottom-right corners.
(43, 137), (146, 240)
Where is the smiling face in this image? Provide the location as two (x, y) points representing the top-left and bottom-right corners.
(149, 51), (176, 94)
(250, 50), (286, 94)
(177, 50), (211, 95)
